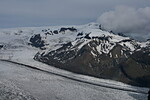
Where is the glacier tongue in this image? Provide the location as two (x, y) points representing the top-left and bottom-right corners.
(0, 22), (150, 88)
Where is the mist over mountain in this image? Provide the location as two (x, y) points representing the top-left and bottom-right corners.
(1, 0), (150, 99)
(0, 22), (149, 100)
(97, 6), (150, 41)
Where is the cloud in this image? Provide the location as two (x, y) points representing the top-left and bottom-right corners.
(0, 0), (150, 29)
(97, 6), (150, 41)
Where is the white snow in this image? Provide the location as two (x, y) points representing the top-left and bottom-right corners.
(0, 23), (149, 100)
(0, 22), (143, 56)
(119, 41), (136, 51)
(0, 60), (148, 100)
(91, 51), (97, 57)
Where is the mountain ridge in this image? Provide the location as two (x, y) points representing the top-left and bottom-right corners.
(0, 22), (150, 87)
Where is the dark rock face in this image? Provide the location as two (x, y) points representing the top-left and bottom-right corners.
(42, 29), (47, 32)
(53, 30), (58, 34)
(59, 27), (77, 33)
(33, 27), (150, 87)
(118, 33), (127, 37)
(0, 44), (3, 49)
(147, 39), (150, 41)
(35, 43), (127, 79)
(29, 34), (45, 49)
(84, 33), (91, 39)
(120, 46), (150, 87)
(45, 32), (51, 35)
(34, 37), (150, 87)
(77, 32), (83, 36)
(148, 90), (150, 100)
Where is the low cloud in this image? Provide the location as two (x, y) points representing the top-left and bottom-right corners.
(97, 6), (150, 41)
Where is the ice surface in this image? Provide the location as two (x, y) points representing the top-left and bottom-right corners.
(0, 23), (149, 100)
(0, 61), (148, 100)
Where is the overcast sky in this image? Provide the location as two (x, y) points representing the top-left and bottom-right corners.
(0, 0), (150, 29)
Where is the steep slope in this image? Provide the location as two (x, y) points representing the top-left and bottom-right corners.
(0, 23), (150, 87)
(120, 41), (150, 86)
(33, 23), (150, 87)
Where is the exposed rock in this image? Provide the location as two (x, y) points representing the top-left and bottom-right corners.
(0, 44), (3, 49)
(29, 34), (45, 49)
(148, 90), (150, 100)
(35, 35), (150, 87)
(45, 32), (51, 35)
(77, 32), (83, 36)
(59, 27), (77, 33)
(31, 24), (150, 87)
(118, 33), (127, 37)
(84, 33), (91, 39)
(53, 30), (58, 34)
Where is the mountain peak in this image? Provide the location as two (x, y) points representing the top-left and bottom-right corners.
(0, 23), (150, 87)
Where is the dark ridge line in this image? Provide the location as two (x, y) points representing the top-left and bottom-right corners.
(120, 64), (135, 80)
(0, 59), (148, 95)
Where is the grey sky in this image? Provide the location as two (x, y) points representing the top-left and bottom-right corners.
(0, 0), (150, 28)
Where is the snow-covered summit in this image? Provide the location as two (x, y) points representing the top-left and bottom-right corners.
(0, 23), (150, 88)
(0, 22), (149, 59)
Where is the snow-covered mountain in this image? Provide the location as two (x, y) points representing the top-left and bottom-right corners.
(0, 23), (150, 87)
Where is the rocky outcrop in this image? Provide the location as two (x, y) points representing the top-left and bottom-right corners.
(31, 24), (150, 87)
(59, 27), (77, 33)
(29, 34), (45, 49)
(0, 44), (3, 49)
(34, 34), (150, 87)
(120, 45), (150, 87)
